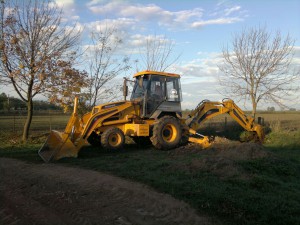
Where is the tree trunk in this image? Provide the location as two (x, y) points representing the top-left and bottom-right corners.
(22, 99), (33, 142)
(252, 101), (257, 120)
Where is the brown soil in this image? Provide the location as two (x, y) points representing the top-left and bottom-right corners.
(0, 158), (216, 225)
(170, 137), (270, 179)
(0, 137), (269, 225)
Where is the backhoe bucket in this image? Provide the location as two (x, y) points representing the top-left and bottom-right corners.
(39, 130), (79, 162)
(188, 136), (211, 148)
(187, 128), (212, 148)
(254, 124), (265, 143)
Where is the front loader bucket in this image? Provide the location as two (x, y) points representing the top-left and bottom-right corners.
(39, 130), (79, 162)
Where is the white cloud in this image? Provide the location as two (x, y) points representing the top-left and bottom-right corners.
(86, 18), (137, 33)
(50, 0), (80, 23)
(224, 6), (241, 16)
(170, 53), (232, 109)
(181, 80), (224, 109)
(290, 46), (300, 75)
(293, 46), (300, 57)
(88, 1), (124, 14)
(98, 33), (175, 56)
(4, 7), (14, 16)
(177, 47), (300, 110)
(174, 9), (204, 23)
(54, 0), (74, 8)
(86, 0), (245, 30)
(88, 1), (203, 27)
(71, 15), (80, 20)
(87, 0), (107, 6)
(129, 34), (170, 48)
(191, 17), (242, 28)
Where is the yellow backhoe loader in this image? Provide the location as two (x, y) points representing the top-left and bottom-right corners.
(39, 71), (264, 162)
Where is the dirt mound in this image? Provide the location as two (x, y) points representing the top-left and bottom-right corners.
(0, 158), (217, 225)
(212, 137), (269, 160)
(171, 137), (270, 179)
(173, 137), (269, 159)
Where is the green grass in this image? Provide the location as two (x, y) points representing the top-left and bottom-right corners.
(0, 113), (70, 132)
(0, 130), (299, 225)
(264, 130), (300, 162)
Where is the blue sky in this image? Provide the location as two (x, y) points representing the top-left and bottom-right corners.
(2, 0), (300, 110)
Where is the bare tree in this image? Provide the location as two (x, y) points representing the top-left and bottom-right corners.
(219, 26), (299, 118)
(0, 0), (84, 141)
(138, 35), (180, 72)
(86, 26), (130, 108)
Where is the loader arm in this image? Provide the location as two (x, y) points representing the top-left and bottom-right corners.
(39, 99), (134, 162)
(186, 99), (264, 143)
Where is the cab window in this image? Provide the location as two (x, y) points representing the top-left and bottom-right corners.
(131, 76), (149, 100)
(149, 76), (165, 100)
(166, 77), (181, 102)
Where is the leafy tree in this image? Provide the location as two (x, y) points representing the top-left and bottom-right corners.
(47, 60), (89, 112)
(219, 26), (299, 119)
(0, 0), (85, 141)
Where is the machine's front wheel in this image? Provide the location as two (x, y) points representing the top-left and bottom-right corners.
(87, 131), (101, 146)
(101, 127), (125, 150)
(151, 116), (182, 150)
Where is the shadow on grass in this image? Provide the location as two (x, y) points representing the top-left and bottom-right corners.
(1, 130), (300, 225)
(0, 143), (43, 163)
(77, 143), (153, 158)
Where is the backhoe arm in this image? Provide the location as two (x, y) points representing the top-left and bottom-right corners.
(186, 99), (264, 143)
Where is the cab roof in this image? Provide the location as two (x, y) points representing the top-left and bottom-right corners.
(133, 70), (181, 78)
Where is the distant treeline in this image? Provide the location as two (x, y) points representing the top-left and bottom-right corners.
(0, 93), (62, 111)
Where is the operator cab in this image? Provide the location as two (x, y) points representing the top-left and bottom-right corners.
(131, 71), (182, 118)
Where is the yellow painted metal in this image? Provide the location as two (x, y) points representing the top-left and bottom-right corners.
(108, 133), (122, 147)
(133, 70), (180, 78)
(162, 124), (177, 143)
(39, 130), (79, 162)
(188, 136), (211, 148)
(39, 98), (136, 162)
(39, 69), (265, 162)
(186, 99), (265, 143)
(39, 97), (82, 162)
(124, 124), (149, 136)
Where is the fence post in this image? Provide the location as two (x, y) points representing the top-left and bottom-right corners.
(224, 117), (227, 130)
(13, 111), (16, 134)
(257, 117), (264, 125)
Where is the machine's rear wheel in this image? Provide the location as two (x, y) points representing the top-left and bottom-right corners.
(151, 116), (182, 150)
(101, 127), (125, 150)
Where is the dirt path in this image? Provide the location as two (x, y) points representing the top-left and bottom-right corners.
(0, 158), (216, 225)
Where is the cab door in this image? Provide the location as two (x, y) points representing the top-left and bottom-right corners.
(145, 75), (166, 117)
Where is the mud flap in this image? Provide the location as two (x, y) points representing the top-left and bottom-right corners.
(38, 130), (79, 162)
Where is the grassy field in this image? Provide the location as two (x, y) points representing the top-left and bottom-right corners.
(0, 111), (70, 133)
(0, 112), (300, 225)
(0, 110), (299, 133)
